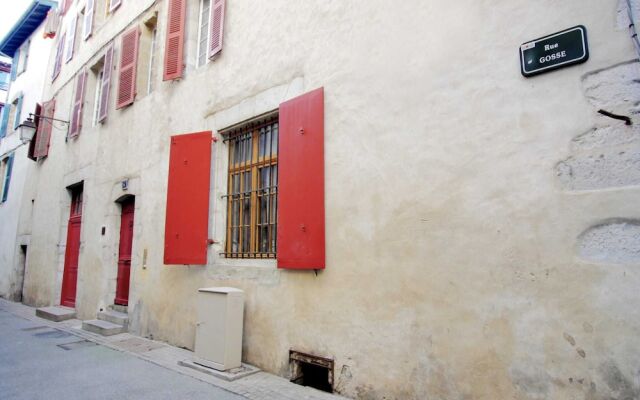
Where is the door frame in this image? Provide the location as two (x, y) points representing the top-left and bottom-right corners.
(60, 182), (84, 308)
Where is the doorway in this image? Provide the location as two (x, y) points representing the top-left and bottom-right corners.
(60, 185), (83, 308)
(115, 197), (135, 306)
(17, 245), (27, 302)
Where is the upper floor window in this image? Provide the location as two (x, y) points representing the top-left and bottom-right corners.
(0, 153), (14, 203)
(197, 0), (210, 67)
(17, 41), (30, 76)
(108, 0), (121, 14)
(0, 71), (9, 91)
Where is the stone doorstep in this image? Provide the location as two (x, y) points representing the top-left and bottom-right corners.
(178, 359), (261, 382)
(35, 306), (76, 322)
(109, 304), (128, 314)
(98, 309), (129, 328)
(82, 319), (126, 336)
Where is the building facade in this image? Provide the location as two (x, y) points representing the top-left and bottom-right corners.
(0, 0), (56, 302)
(9, 0), (640, 398)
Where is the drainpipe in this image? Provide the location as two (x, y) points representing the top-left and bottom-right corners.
(627, 0), (640, 59)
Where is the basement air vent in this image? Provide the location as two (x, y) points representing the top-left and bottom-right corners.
(289, 350), (334, 393)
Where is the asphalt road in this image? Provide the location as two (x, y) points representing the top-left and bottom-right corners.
(0, 309), (245, 400)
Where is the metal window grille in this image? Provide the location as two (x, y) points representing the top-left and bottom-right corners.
(224, 115), (278, 258)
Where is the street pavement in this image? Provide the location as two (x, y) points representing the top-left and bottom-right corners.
(0, 309), (245, 400)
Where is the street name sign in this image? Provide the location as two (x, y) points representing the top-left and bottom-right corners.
(520, 25), (589, 77)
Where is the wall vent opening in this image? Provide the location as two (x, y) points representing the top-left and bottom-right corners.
(289, 350), (334, 393)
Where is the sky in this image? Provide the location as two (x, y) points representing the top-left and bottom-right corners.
(0, 0), (38, 62)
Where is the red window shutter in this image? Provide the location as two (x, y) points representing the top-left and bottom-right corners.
(33, 99), (56, 158)
(69, 69), (87, 138)
(98, 43), (114, 122)
(164, 131), (212, 265)
(83, 0), (95, 40)
(28, 103), (42, 161)
(277, 88), (325, 269)
(163, 0), (186, 81)
(208, 0), (226, 58)
(116, 27), (139, 109)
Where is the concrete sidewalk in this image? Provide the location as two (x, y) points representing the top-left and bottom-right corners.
(0, 299), (348, 400)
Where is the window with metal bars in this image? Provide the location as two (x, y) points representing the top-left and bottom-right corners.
(224, 115), (278, 258)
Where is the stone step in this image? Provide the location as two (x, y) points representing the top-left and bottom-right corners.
(98, 310), (128, 328)
(109, 304), (128, 314)
(35, 306), (76, 322)
(82, 319), (126, 336)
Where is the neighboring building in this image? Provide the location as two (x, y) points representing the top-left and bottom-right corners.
(7, 0), (640, 398)
(0, 0), (56, 302)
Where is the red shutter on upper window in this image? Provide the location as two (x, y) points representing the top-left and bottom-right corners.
(164, 131), (213, 265)
(69, 69), (87, 138)
(28, 103), (42, 161)
(208, 0), (225, 58)
(116, 27), (139, 109)
(98, 43), (114, 122)
(163, 0), (186, 81)
(277, 88), (325, 270)
(83, 0), (94, 40)
(33, 99), (56, 158)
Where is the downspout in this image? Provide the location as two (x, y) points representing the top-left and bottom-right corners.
(627, 0), (640, 59)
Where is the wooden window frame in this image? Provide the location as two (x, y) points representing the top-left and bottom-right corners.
(224, 114), (279, 259)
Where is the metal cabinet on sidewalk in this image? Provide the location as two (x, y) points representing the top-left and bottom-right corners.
(194, 287), (244, 371)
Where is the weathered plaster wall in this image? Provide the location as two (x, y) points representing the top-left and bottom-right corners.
(0, 22), (53, 301)
(18, 0), (640, 399)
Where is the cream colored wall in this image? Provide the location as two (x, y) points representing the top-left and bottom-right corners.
(19, 0), (640, 399)
(0, 21), (53, 301)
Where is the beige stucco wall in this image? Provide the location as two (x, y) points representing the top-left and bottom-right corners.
(0, 21), (53, 301)
(17, 0), (640, 398)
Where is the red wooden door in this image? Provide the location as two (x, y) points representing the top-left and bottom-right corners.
(115, 198), (135, 305)
(60, 188), (83, 307)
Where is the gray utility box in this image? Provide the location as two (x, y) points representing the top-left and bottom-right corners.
(194, 287), (245, 371)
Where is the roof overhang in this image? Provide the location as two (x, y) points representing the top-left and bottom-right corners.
(0, 0), (58, 58)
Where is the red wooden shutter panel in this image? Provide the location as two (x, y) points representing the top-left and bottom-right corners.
(33, 99), (56, 158)
(116, 27), (139, 109)
(69, 69), (87, 138)
(163, 0), (186, 81)
(208, 0), (225, 58)
(277, 88), (325, 269)
(28, 103), (42, 161)
(98, 43), (114, 122)
(164, 131), (212, 265)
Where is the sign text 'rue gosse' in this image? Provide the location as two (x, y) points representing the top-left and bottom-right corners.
(520, 25), (589, 77)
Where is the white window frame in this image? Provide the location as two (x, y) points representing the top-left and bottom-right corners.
(147, 27), (157, 94)
(196, 0), (211, 68)
(108, 0), (121, 14)
(17, 41), (29, 75)
(92, 68), (104, 126)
